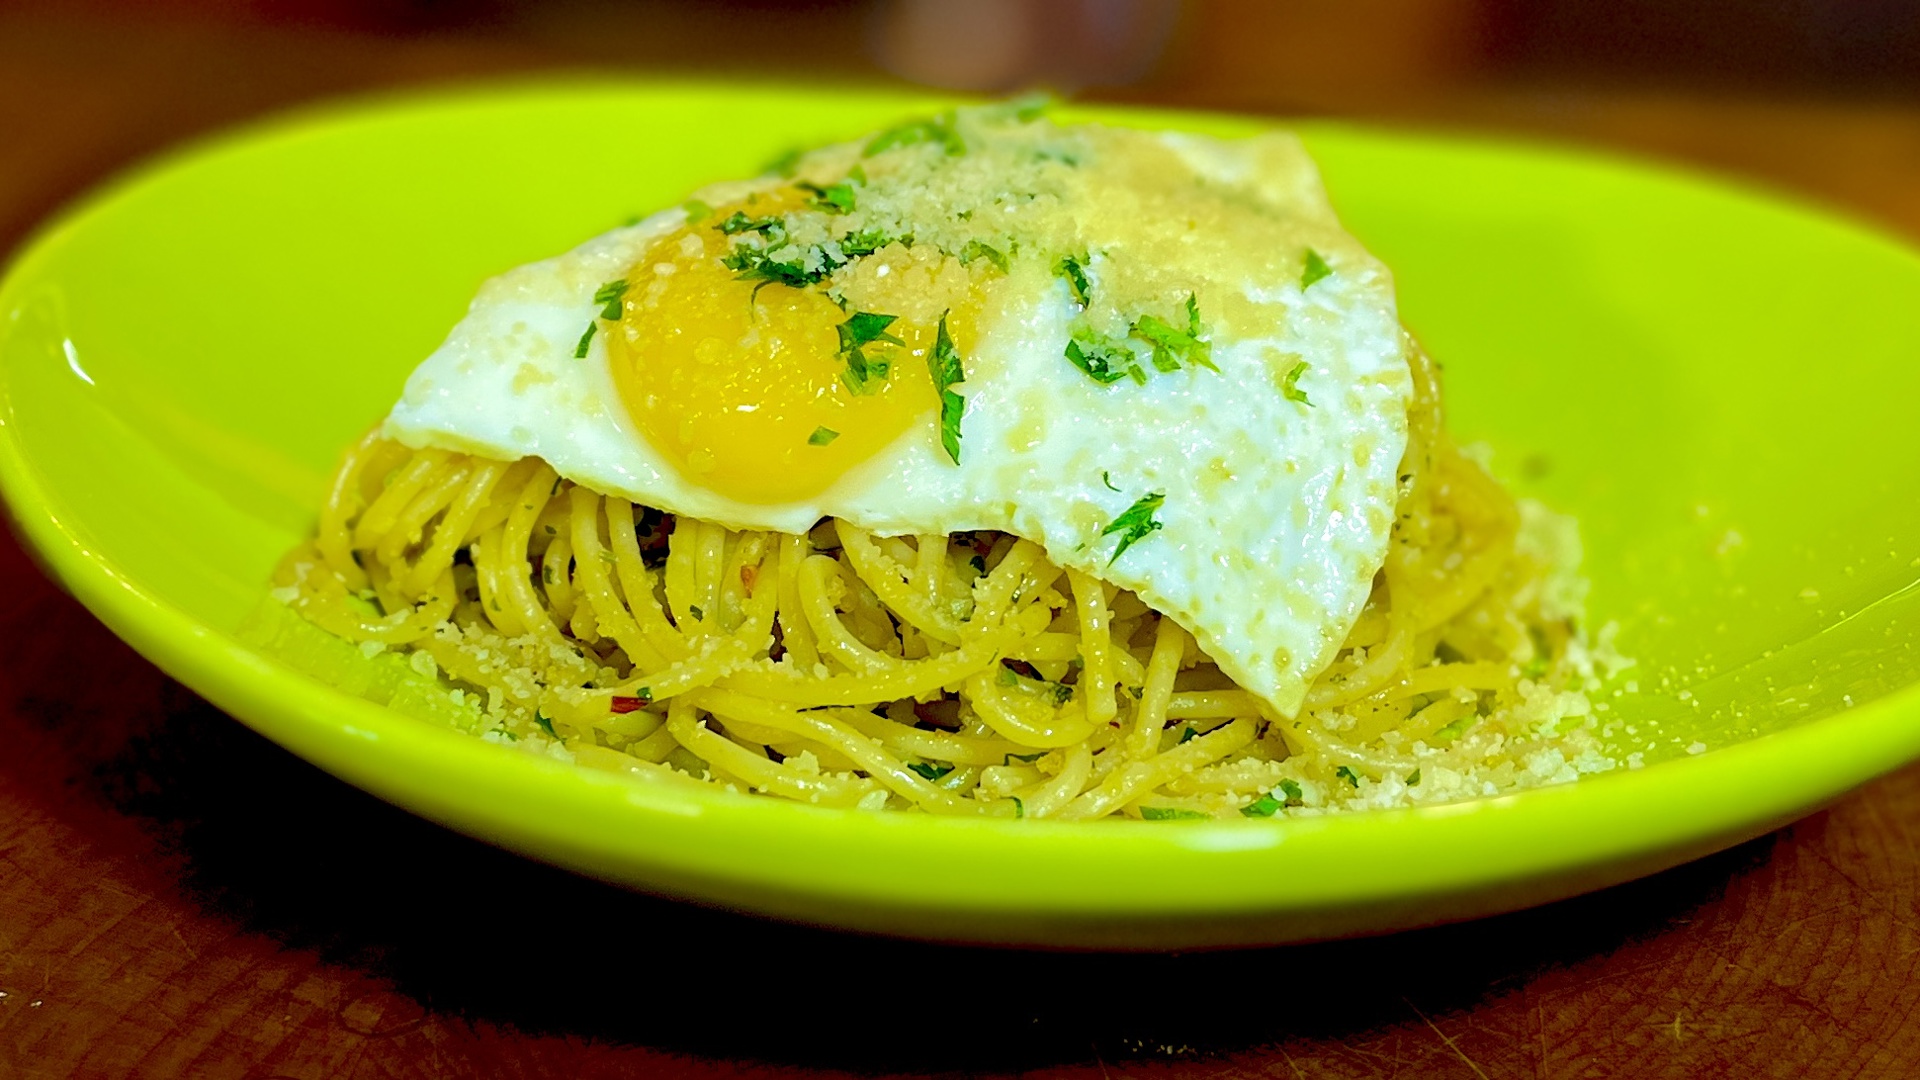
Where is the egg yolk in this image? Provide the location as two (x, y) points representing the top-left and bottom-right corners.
(611, 204), (983, 505)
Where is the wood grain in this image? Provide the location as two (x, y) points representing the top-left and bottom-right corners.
(4, 8), (1920, 1077)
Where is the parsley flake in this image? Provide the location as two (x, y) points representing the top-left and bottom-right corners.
(1407, 768), (1422, 786)
(718, 211), (782, 236)
(535, 711), (557, 738)
(1334, 765), (1362, 788)
(1004, 750), (1047, 765)
(807, 426), (840, 446)
(681, 198), (713, 223)
(1177, 726), (1199, 744)
(796, 179), (857, 214)
(927, 313), (966, 464)
(1004, 91), (1053, 121)
(1054, 253), (1092, 307)
(1011, 796), (1025, 818)
(864, 113), (965, 158)
(1240, 792), (1281, 818)
(1101, 470), (1121, 492)
(907, 760), (955, 781)
(959, 240), (1010, 273)
(1100, 490), (1166, 565)
(761, 147), (804, 177)
(837, 311), (903, 395)
(841, 228), (903, 258)
(1065, 326), (1143, 385)
(573, 281), (628, 359)
(688, 605), (704, 622)
(1130, 294), (1216, 373)
(1282, 360), (1314, 406)
(1302, 248), (1333, 289)
(1140, 806), (1211, 821)
(594, 279), (629, 321)
(1278, 778), (1304, 803)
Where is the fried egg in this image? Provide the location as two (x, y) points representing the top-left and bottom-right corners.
(385, 106), (1412, 715)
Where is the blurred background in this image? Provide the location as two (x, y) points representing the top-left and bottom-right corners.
(4, 0), (1920, 256)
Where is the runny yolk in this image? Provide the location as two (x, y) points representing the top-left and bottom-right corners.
(610, 204), (981, 506)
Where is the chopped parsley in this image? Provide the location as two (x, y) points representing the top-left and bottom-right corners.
(687, 604), (705, 622)
(1004, 750), (1047, 765)
(1302, 248), (1333, 289)
(1008, 91), (1052, 121)
(1130, 294), (1216, 373)
(959, 240), (1009, 273)
(1010, 796), (1025, 818)
(1242, 779), (1306, 817)
(718, 211), (782, 235)
(594, 278), (629, 320)
(535, 711), (557, 738)
(996, 662), (1072, 704)
(1054, 253), (1092, 307)
(761, 147), (804, 176)
(837, 311), (903, 395)
(807, 426), (840, 446)
(1101, 470), (1121, 492)
(1177, 726), (1199, 745)
(681, 198), (713, 223)
(796, 179), (857, 214)
(1282, 360), (1313, 406)
(1334, 765), (1362, 788)
(1140, 806), (1211, 821)
(1407, 768), (1422, 786)
(1100, 490), (1165, 565)
(1065, 326), (1144, 385)
(572, 278), (630, 357)
(1240, 792), (1281, 818)
(723, 243), (831, 292)
(968, 554), (987, 575)
(840, 227), (903, 257)
(927, 313), (966, 464)
(907, 760), (955, 781)
(864, 113), (965, 158)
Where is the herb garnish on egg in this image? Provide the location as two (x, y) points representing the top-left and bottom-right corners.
(835, 311), (903, 395)
(571, 278), (629, 358)
(927, 314), (966, 464)
(1302, 248), (1334, 289)
(1101, 491), (1166, 565)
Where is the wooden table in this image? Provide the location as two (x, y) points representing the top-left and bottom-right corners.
(5, 9), (1920, 1078)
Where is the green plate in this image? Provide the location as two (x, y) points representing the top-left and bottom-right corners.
(3, 81), (1917, 949)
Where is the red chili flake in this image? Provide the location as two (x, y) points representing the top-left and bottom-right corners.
(610, 692), (652, 714)
(740, 564), (758, 595)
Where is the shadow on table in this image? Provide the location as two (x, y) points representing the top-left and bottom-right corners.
(75, 679), (1777, 1074)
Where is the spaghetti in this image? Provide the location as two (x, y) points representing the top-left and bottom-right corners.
(274, 342), (1618, 817)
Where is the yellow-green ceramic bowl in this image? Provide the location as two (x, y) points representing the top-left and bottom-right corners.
(3, 81), (1918, 949)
